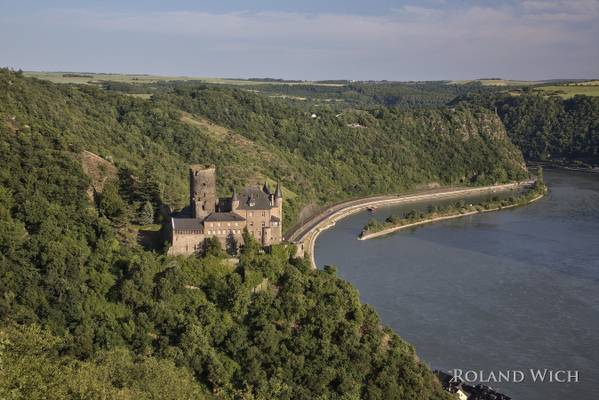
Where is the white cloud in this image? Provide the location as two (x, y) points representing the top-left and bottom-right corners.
(520, 0), (599, 22)
(521, 0), (599, 15)
(2, 2), (597, 79)
(46, 6), (595, 48)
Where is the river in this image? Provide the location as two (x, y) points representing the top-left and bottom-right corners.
(314, 170), (599, 399)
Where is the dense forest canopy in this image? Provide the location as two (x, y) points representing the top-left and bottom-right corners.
(103, 79), (509, 110)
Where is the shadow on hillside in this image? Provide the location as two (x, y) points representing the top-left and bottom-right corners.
(137, 225), (166, 253)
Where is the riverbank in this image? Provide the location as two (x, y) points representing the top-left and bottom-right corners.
(292, 180), (535, 269)
(359, 191), (545, 240)
(528, 160), (599, 174)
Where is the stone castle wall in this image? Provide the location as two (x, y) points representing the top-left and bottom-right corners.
(170, 232), (205, 255)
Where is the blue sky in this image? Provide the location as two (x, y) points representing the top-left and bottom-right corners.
(1, 0), (597, 80)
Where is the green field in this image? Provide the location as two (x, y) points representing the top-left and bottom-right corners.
(448, 79), (541, 86)
(535, 82), (599, 98)
(23, 71), (343, 86)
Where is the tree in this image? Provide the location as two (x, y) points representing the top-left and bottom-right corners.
(138, 201), (155, 225)
(203, 236), (225, 257)
(241, 227), (260, 255)
(225, 232), (238, 255)
(98, 182), (129, 225)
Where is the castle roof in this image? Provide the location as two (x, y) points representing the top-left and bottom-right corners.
(172, 218), (204, 232)
(275, 182), (282, 198)
(204, 212), (246, 222)
(237, 187), (273, 210)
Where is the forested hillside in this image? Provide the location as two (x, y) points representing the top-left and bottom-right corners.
(162, 86), (528, 194)
(453, 92), (599, 164)
(0, 113), (448, 398)
(1, 69), (527, 228)
(0, 68), (531, 399)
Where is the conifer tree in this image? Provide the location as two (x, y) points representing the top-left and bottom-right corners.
(138, 200), (155, 225)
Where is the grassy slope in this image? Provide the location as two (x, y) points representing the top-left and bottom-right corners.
(535, 83), (599, 98)
(179, 112), (299, 201)
(449, 79), (541, 86)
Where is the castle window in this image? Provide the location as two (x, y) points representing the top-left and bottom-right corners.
(262, 222), (265, 227)
(249, 222), (254, 227)
(262, 212), (265, 217)
(227, 223), (231, 227)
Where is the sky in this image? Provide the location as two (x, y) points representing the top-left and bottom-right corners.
(1, 0), (597, 80)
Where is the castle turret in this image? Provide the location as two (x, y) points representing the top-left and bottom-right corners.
(262, 181), (271, 195)
(231, 188), (239, 211)
(273, 182), (283, 221)
(190, 165), (216, 219)
(274, 182), (283, 207)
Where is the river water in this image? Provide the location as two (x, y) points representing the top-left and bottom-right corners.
(315, 170), (599, 399)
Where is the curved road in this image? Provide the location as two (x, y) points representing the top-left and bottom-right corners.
(285, 181), (534, 268)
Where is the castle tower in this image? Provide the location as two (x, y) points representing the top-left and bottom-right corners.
(190, 165), (216, 219)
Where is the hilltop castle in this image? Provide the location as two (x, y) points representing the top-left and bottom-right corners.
(168, 165), (283, 255)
